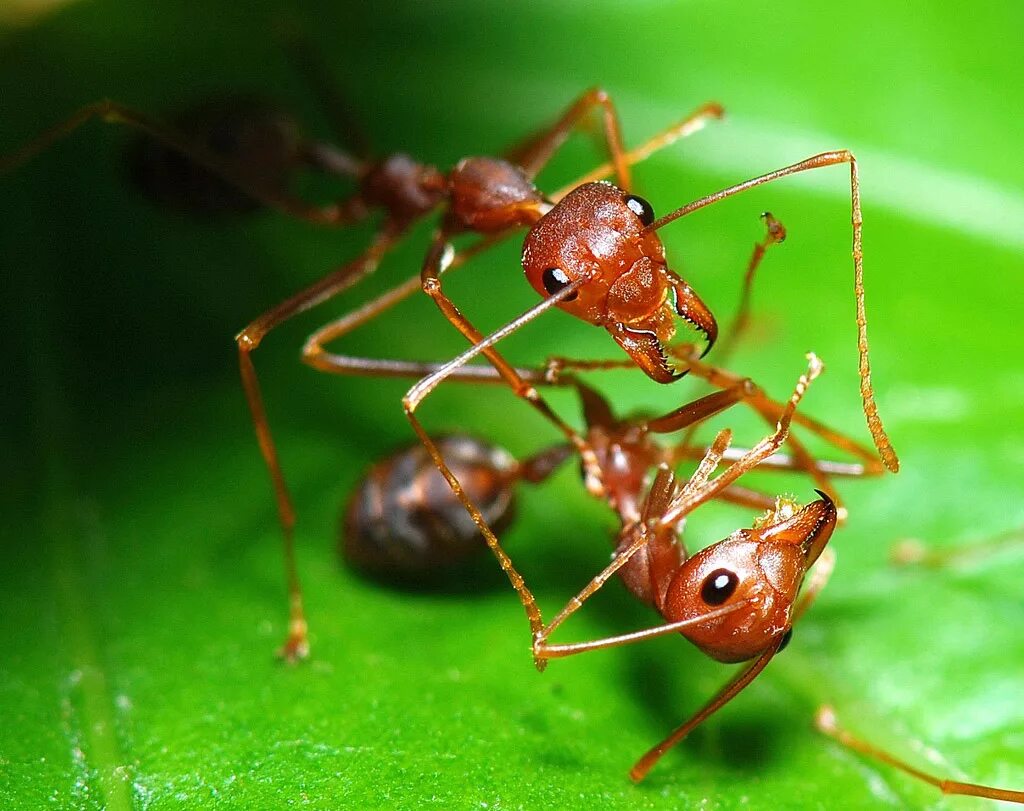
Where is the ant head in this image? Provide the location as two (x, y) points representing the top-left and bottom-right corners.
(662, 492), (837, 663)
(521, 182), (717, 382)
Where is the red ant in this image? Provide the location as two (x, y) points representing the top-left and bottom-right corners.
(3, 62), (898, 660)
(342, 360), (1021, 801)
(3, 81), (736, 659)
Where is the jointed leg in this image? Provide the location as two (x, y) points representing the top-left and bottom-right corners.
(663, 345), (885, 515)
(0, 100), (363, 225)
(670, 444), (869, 479)
(505, 87), (632, 189)
(275, 21), (373, 161)
(534, 356), (821, 660)
(816, 707), (1024, 803)
(552, 101), (726, 198)
(659, 353), (823, 527)
(713, 211), (788, 366)
(402, 282), (596, 658)
(630, 637), (784, 782)
(647, 150), (899, 473)
(236, 229), (405, 659)
(544, 350), (879, 520)
(300, 232), (554, 385)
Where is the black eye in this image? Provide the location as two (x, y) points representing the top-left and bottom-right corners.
(624, 194), (655, 226)
(541, 267), (578, 301)
(700, 568), (738, 605)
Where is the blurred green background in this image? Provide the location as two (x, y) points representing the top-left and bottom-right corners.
(1, 1), (1022, 808)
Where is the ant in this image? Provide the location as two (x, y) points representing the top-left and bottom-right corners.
(342, 360), (1022, 801)
(3, 40), (899, 659)
(2, 77), (735, 659)
(341, 371), (861, 581)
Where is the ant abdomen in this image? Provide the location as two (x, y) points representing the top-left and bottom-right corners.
(342, 435), (519, 578)
(125, 95), (302, 216)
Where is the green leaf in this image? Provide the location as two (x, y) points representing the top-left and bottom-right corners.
(2, 1), (1022, 809)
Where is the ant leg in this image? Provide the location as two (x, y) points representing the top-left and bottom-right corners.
(550, 101), (726, 198)
(544, 350), (879, 472)
(547, 351), (867, 516)
(236, 228), (404, 660)
(629, 638), (784, 782)
(403, 280), (594, 658)
(629, 520), (836, 782)
(0, 100), (365, 226)
(891, 525), (1024, 568)
(505, 87), (632, 188)
(658, 353), (823, 528)
(649, 151), (899, 473)
(300, 233), (553, 385)
(669, 445), (869, 479)
(515, 444), (575, 485)
(697, 211), (788, 371)
(816, 707), (1024, 804)
(303, 233), (508, 376)
(275, 21), (373, 161)
(417, 236), (592, 456)
(545, 352), (854, 513)
(674, 211), (785, 452)
(715, 483), (780, 511)
(665, 346), (889, 520)
(537, 357), (820, 657)
(274, 23), (389, 182)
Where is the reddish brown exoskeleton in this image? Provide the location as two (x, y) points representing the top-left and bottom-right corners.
(342, 434), (570, 579)
(396, 107), (901, 675)
(339, 354), (1021, 801)
(3, 79), (741, 657)
(3, 66), (899, 661)
(511, 360), (1019, 802)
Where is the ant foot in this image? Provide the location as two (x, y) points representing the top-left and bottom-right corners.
(276, 619), (310, 662)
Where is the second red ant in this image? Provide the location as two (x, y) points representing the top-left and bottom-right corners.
(342, 361), (1022, 802)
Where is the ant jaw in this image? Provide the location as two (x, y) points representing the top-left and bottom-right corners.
(667, 272), (717, 357)
(604, 304), (716, 384)
(608, 323), (681, 383)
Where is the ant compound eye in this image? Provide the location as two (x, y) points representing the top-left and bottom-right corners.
(700, 568), (738, 606)
(541, 267), (578, 301)
(624, 194), (655, 227)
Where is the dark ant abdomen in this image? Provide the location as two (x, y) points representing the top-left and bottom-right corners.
(342, 435), (519, 577)
(125, 95), (302, 216)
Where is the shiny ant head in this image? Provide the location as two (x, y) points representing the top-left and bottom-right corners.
(662, 492), (837, 663)
(521, 181), (717, 383)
